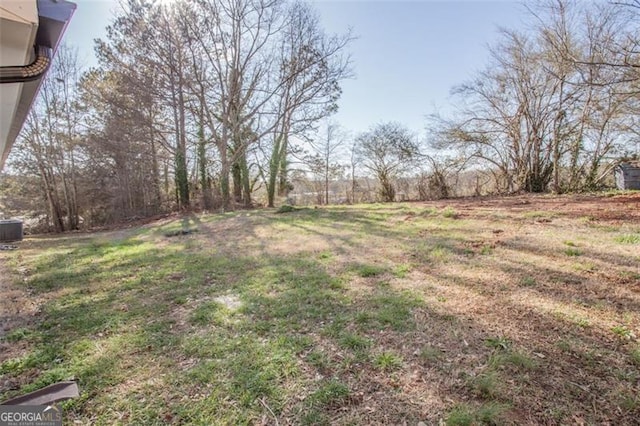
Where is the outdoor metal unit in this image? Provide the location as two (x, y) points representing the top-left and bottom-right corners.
(614, 162), (640, 190)
(0, 219), (23, 242)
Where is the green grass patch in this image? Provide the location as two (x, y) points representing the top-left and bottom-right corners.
(564, 247), (582, 257)
(3, 199), (639, 424)
(420, 207), (439, 216)
(618, 392), (640, 412)
(306, 350), (330, 371)
(614, 234), (640, 244)
(446, 404), (475, 426)
(484, 336), (511, 351)
(1, 327), (33, 343)
(318, 250), (333, 260)
(446, 402), (509, 426)
(479, 245), (493, 255)
(519, 276), (537, 287)
(442, 206), (458, 218)
(300, 410), (330, 426)
(338, 333), (371, 352)
(490, 351), (538, 371)
(308, 379), (350, 408)
(630, 346), (640, 366)
(568, 314), (591, 328)
(612, 325), (634, 340)
(361, 291), (421, 331)
(374, 351), (403, 371)
(352, 263), (386, 278)
(392, 263), (411, 278)
(189, 301), (226, 326)
(555, 339), (573, 353)
(572, 261), (597, 272)
(430, 244), (452, 262)
(469, 370), (502, 398)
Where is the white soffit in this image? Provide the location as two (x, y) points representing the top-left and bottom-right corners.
(0, 0), (38, 169)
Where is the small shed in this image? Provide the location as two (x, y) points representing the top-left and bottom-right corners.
(614, 162), (640, 190)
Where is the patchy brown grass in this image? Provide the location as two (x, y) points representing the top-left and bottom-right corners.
(1, 193), (639, 424)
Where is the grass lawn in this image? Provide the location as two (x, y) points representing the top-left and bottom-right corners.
(1, 194), (639, 425)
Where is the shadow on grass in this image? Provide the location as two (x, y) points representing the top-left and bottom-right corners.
(1, 234), (436, 423)
(2, 204), (639, 424)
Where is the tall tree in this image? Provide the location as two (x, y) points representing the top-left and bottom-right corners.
(431, 0), (635, 193)
(356, 122), (420, 202)
(11, 44), (83, 232)
(266, 1), (352, 207)
(305, 120), (346, 205)
(94, 0), (193, 210)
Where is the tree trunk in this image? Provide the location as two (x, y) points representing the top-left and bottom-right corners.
(379, 173), (395, 202)
(351, 165), (356, 204)
(240, 153), (251, 207)
(177, 77), (190, 208)
(232, 161), (242, 203)
(324, 166), (329, 205)
(277, 134), (289, 197)
(169, 62), (189, 210)
(38, 164), (64, 233)
(69, 152), (80, 229)
(267, 135), (283, 208)
(150, 113), (162, 212)
(219, 143), (231, 211)
(197, 120), (212, 210)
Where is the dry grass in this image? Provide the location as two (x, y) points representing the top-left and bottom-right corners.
(1, 193), (639, 425)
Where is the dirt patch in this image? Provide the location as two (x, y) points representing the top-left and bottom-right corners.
(425, 192), (640, 222)
(0, 255), (39, 339)
(0, 252), (44, 395)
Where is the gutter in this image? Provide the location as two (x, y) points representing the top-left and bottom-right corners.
(0, 45), (52, 84)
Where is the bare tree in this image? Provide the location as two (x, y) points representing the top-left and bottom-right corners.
(356, 123), (420, 202)
(432, 0), (636, 193)
(347, 139), (361, 203)
(11, 44), (83, 232)
(416, 154), (468, 200)
(305, 120), (346, 204)
(93, 0), (192, 211)
(265, 1), (352, 207)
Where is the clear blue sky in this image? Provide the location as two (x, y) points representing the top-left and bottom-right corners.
(65, 0), (526, 136)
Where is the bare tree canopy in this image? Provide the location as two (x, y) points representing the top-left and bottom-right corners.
(356, 122), (420, 202)
(2, 0), (353, 229)
(429, 0), (639, 194)
(5, 0), (640, 231)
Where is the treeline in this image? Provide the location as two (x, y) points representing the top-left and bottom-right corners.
(2, 0), (352, 231)
(431, 0), (640, 194)
(2, 0), (640, 232)
(294, 0), (640, 204)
